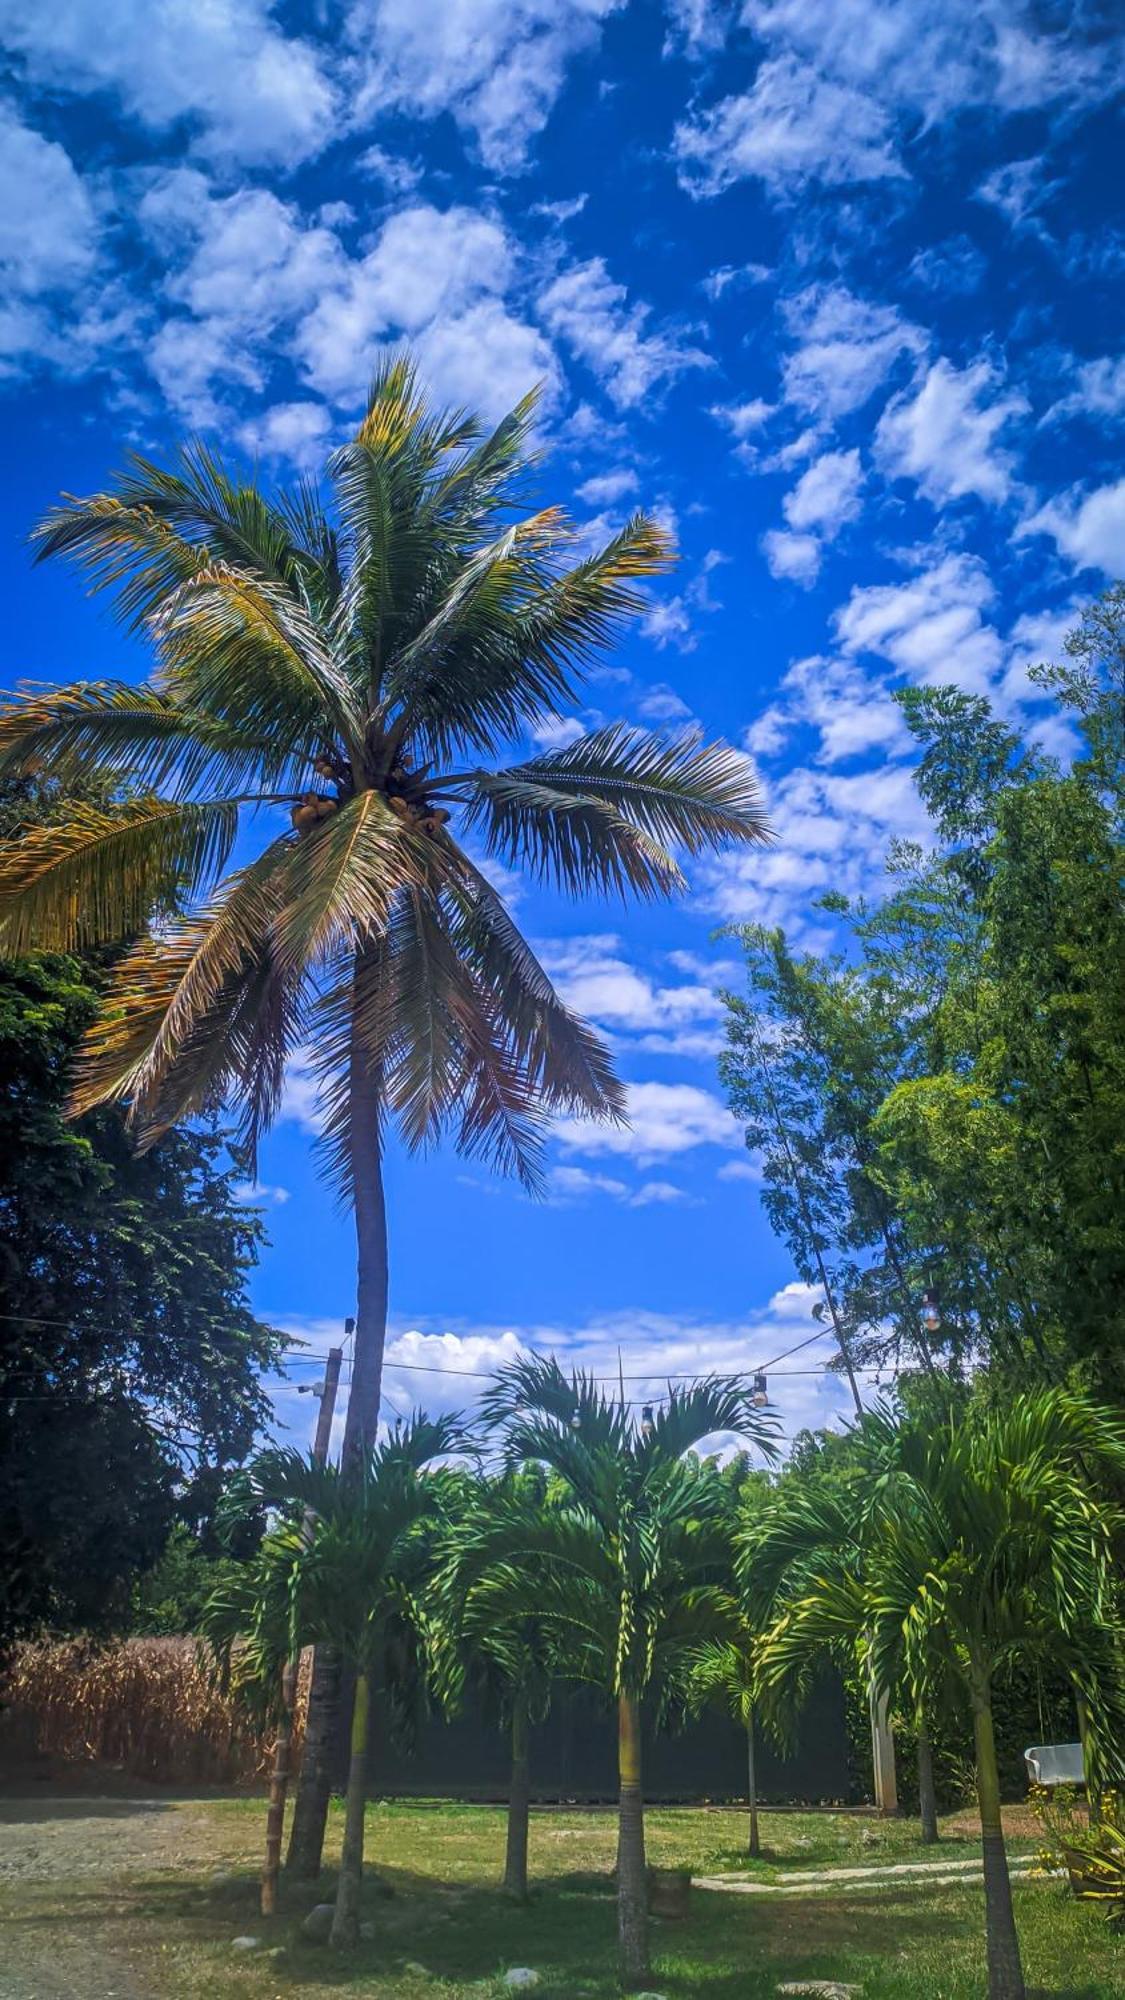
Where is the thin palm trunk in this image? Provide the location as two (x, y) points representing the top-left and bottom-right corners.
(287, 1645), (342, 1877)
(330, 1670), (370, 1948)
(261, 1656), (299, 1913)
(503, 1694), (531, 1900)
(289, 1020), (389, 1878)
(972, 1687), (1025, 2000)
(617, 1690), (649, 1989)
(746, 1709), (761, 1858)
(917, 1720), (939, 1845)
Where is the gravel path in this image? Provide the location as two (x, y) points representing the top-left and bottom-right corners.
(0, 1796), (237, 1998)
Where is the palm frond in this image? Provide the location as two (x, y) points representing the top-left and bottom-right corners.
(0, 681), (297, 798)
(0, 796), (240, 955)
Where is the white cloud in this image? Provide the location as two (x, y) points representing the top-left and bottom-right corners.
(762, 448), (863, 586)
(136, 185), (558, 429)
(0, 105), (97, 295)
(276, 1279), (871, 1447)
(347, 0), (623, 174)
(834, 552), (1005, 693)
(717, 1156), (765, 1184)
(556, 1079), (740, 1161)
(0, 0), (335, 166)
(238, 399), (333, 468)
(545, 1164), (694, 1208)
(751, 652), (914, 766)
(1045, 355), (1125, 426)
(711, 396), (775, 439)
(701, 759), (929, 936)
(539, 257), (710, 408)
(529, 712), (587, 750)
(675, 54), (904, 196)
(233, 1180), (291, 1206)
(541, 934), (724, 1046)
(875, 356), (1029, 507)
(974, 156), (1060, 233)
(737, 0), (1119, 142)
(0, 104), (109, 377)
(576, 467), (639, 506)
(701, 261), (772, 299)
(1019, 478), (1125, 577)
(762, 528), (821, 586)
(783, 448), (863, 537)
(780, 284), (926, 422)
(278, 1049), (328, 1134)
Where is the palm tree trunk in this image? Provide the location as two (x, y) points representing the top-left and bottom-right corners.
(616, 1690), (649, 1990)
(917, 1721), (939, 1845)
(261, 1656), (299, 1914)
(972, 1688), (1025, 2000)
(503, 1694), (531, 1900)
(330, 1670), (370, 1948)
(746, 1710), (761, 1858)
(288, 1031), (389, 1878)
(286, 1645), (342, 1878)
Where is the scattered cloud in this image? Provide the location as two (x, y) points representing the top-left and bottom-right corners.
(0, 0), (336, 166)
(1019, 477), (1125, 577)
(556, 1079), (740, 1161)
(347, 0), (623, 174)
(675, 55), (904, 197)
(762, 529), (821, 587)
(1045, 355), (1125, 426)
(875, 356), (1029, 507)
(540, 257), (710, 408)
(834, 551), (1005, 693)
(975, 156), (1062, 235)
(233, 1180), (291, 1206)
(237, 399), (333, 467)
(576, 466), (639, 506)
(780, 284), (926, 422)
(701, 260), (772, 299)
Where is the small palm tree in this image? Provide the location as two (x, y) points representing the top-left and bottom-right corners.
(213, 1414), (466, 1946)
(0, 358), (769, 1869)
(471, 1356), (779, 1988)
(440, 1467), (557, 1902)
(689, 1637), (764, 1856)
(749, 1391), (1125, 2000)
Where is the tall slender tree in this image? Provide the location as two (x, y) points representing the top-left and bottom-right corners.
(0, 360), (769, 1868)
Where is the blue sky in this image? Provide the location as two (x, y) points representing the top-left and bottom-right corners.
(2, 1), (1122, 1452)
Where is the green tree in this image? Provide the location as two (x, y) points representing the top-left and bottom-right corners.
(471, 1357), (778, 1988)
(209, 1415), (466, 1945)
(750, 1391), (1125, 2000)
(0, 948), (279, 1646)
(0, 361), (767, 1868)
(689, 1636), (765, 1855)
(440, 1466), (558, 1902)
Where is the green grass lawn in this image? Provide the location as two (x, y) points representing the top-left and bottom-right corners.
(1, 1794), (1121, 1999)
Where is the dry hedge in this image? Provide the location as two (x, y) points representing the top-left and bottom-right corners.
(2, 1634), (307, 1785)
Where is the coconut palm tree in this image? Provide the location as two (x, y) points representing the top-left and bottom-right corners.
(212, 1414), (466, 1946)
(470, 1355), (779, 1988)
(749, 1391), (1125, 2000)
(0, 358), (770, 1868)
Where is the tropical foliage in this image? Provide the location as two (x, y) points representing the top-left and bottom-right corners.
(0, 358), (768, 1868)
(747, 1391), (1125, 2000)
(719, 588), (1125, 1397)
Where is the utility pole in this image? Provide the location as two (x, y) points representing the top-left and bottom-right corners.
(261, 1337), (344, 1917)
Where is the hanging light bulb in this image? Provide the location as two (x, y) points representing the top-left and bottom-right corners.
(640, 1403), (655, 1440)
(921, 1287), (941, 1335)
(751, 1371), (769, 1408)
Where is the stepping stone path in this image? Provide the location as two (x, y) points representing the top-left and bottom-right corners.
(778, 1986), (862, 1998)
(696, 1854), (1038, 1897)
